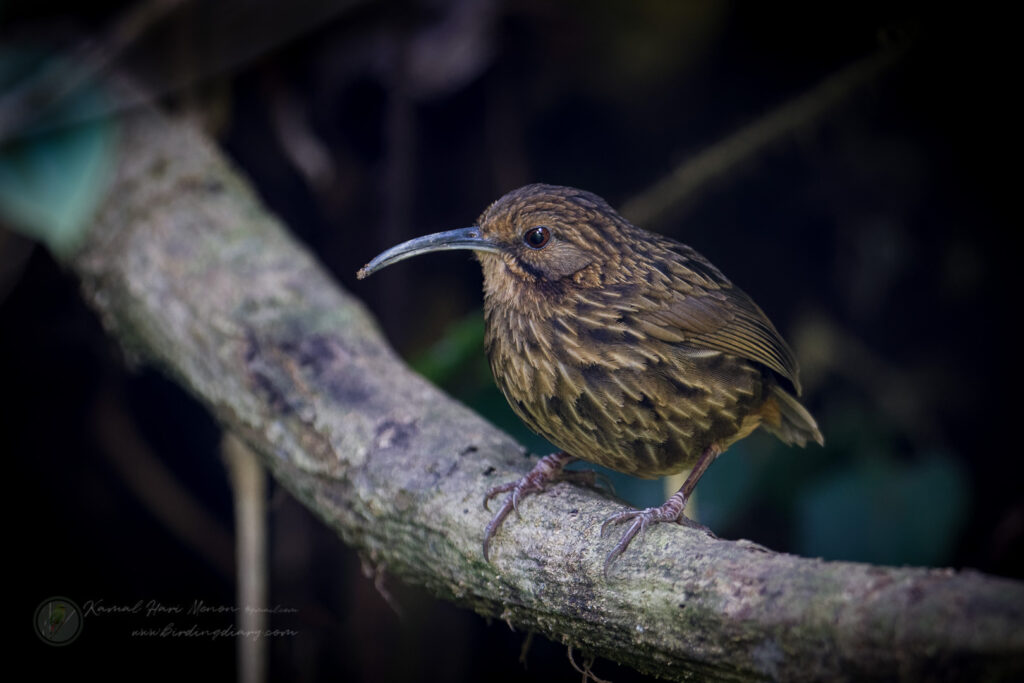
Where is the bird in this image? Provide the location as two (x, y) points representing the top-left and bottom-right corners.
(358, 183), (823, 572)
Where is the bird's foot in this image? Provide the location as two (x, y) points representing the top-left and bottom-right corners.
(600, 494), (710, 575)
(482, 452), (575, 561)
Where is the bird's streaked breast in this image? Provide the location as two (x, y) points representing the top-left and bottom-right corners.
(484, 293), (764, 477)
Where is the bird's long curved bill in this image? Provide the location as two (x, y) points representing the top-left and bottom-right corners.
(357, 227), (501, 279)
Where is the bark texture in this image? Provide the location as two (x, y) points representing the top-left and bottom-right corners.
(69, 105), (1024, 682)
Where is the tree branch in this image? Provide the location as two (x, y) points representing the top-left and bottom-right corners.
(68, 104), (1023, 681)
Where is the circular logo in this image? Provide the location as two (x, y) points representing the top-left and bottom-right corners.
(34, 597), (83, 646)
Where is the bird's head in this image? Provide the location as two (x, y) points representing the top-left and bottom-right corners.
(357, 185), (636, 297)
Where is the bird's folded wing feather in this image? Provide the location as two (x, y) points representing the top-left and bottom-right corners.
(615, 240), (802, 393)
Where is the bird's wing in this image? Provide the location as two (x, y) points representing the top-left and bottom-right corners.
(616, 241), (802, 393)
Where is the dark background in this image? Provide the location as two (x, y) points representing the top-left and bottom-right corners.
(3, 1), (1021, 681)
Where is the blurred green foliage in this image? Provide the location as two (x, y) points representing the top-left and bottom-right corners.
(0, 49), (117, 257)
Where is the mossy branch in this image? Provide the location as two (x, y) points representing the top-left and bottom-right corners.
(68, 104), (1023, 682)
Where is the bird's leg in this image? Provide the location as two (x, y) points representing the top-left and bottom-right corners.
(482, 451), (576, 561)
(601, 444), (721, 574)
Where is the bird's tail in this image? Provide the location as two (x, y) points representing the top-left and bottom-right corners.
(762, 385), (824, 447)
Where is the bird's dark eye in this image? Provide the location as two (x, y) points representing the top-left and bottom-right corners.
(523, 226), (551, 249)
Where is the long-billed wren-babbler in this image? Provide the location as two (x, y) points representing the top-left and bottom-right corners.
(358, 184), (823, 572)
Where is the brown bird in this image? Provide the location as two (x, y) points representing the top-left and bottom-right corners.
(358, 184), (823, 571)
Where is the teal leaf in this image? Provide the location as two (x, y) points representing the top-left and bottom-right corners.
(0, 49), (118, 257)
(411, 310), (487, 385)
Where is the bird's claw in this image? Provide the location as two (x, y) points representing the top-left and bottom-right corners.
(600, 503), (708, 576)
(481, 452), (574, 561)
(482, 480), (517, 513)
(482, 495), (516, 561)
(482, 476), (546, 561)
